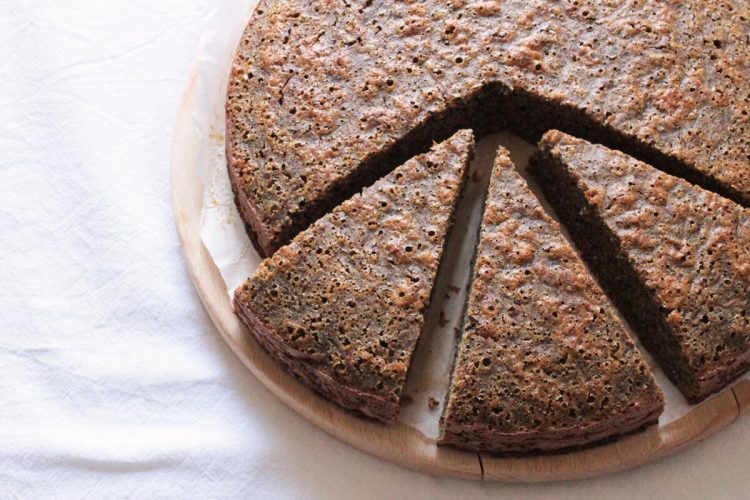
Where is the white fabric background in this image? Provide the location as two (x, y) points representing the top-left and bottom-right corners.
(2, 1), (750, 498)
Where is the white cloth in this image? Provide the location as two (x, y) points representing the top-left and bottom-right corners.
(1, 1), (750, 498)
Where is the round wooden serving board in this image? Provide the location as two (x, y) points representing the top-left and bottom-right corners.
(171, 70), (750, 482)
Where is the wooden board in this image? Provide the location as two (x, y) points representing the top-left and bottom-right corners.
(171, 69), (747, 482)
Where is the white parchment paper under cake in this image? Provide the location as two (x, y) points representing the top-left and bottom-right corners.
(191, 0), (743, 440)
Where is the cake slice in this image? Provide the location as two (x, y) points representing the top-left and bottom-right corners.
(234, 130), (474, 422)
(439, 149), (663, 454)
(531, 131), (750, 403)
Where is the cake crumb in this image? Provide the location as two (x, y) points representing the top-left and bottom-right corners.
(428, 397), (439, 410)
(438, 310), (450, 327)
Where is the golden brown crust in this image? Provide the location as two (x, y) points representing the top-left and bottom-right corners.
(227, 0), (750, 255)
(234, 131), (474, 421)
(439, 148), (664, 454)
(532, 131), (750, 403)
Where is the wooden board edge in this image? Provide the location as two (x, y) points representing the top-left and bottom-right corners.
(170, 66), (746, 483)
(731, 380), (750, 416)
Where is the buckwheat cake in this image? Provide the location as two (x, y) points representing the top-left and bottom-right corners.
(227, 0), (750, 256)
(234, 131), (474, 422)
(531, 131), (750, 403)
(439, 148), (664, 454)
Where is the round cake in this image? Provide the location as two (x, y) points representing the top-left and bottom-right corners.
(226, 0), (750, 454)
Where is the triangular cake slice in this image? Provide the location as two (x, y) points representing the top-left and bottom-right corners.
(439, 148), (663, 453)
(531, 131), (750, 403)
(234, 130), (475, 422)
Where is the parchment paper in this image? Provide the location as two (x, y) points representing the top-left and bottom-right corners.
(192, 0), (740, 440)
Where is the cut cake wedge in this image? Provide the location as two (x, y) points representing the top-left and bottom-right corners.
(531, 130), (750, 403)
(440, 148), (664, 453)
(234, 130), (475, 422)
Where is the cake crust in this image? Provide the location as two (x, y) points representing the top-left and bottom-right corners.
(532, 131), (750, 403)
(234, 130), (474, 422)
(439, 149), (664, 454)
(228, 0), (750, 255)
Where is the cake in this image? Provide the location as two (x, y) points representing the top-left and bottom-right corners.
(227, 0), (750, 256)
(233, 130), (474, 422)
(438, 148), (664, 454)
(531, 131), (750, 403)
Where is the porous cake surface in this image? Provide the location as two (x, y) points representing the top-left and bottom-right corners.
(439, 149), (664, 453)
(234, 130), (474, 422)
(228, 0), (750, 255)
(532, 131), (750, 403)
